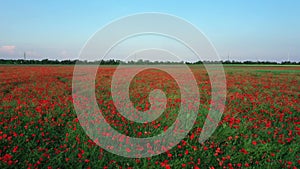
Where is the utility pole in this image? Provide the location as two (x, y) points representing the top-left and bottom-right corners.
(24, 52), (26, 60)
(288, 49), (290, 62)
(227, 51), (230, 61)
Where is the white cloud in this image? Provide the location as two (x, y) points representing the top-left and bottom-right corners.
(0, 45), (16, 54)
(25, 50), (40, 57)
(60, 50), (68, 57)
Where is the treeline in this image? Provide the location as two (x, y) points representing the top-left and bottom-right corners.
(187, 60), (300, 65)
(0, 59), (299, 65)
(0, 59), (120, 65)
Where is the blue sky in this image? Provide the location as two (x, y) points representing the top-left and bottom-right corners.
(0, 0), (299, 62)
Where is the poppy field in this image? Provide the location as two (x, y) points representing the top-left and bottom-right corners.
(0, 65), (299, 168)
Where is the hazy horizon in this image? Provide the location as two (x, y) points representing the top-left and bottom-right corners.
(1, 1), (299, 62)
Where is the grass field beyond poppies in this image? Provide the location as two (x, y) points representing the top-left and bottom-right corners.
(0, 65), (299, 169)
